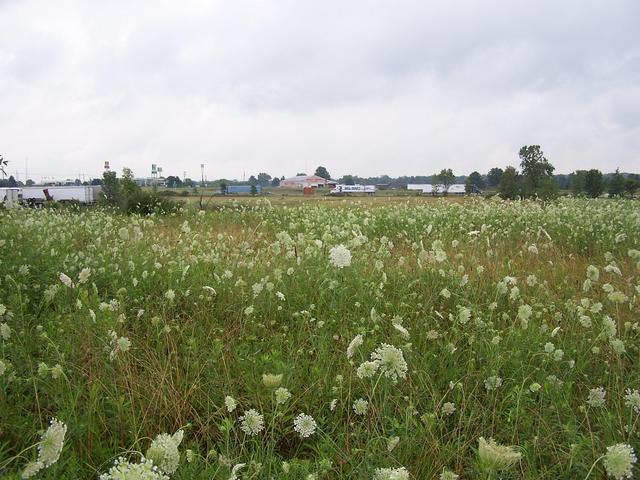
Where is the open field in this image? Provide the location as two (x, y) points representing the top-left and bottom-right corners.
(1, 198), (639, 479)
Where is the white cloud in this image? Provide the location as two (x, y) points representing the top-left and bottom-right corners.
(1, 0), (639, 181)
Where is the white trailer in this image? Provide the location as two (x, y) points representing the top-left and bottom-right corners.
(330, 184), (376, 195)
(0, 187), (22, 207)
(22, 186), (101, 203)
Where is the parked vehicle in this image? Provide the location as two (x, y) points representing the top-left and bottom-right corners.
(329, 184), (376, 195)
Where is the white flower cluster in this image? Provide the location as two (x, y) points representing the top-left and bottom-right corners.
(21, 417), (67, 479)
(329, 244), (352, 268)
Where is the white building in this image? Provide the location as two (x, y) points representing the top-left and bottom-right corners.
(280, 175), (329, 189)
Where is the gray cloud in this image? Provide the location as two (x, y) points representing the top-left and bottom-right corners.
(1, 0), (639, 181)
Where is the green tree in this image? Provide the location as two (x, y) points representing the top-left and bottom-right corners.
(570, 170), (587, 196)
(608, 168), (625, 197)
(499, 166), (520, 200)
(250, 184), (257, 195)
(219, 181), (228, 194)
(25, 179), (35, 186)
(465, 171), (485, 193)
(519, 145), (555, 197)
(101, 170), (121, 206)
(257, 173), (272, 186)
(435, 168), (455, 195)
(584, 169), (604, 198)
(166, 175), (183, 188)
(342, 175), (355, 185)
(121, 168), (139, 198)
(486, 167), (503, 187)
(314, 166), (331, 180)
(271, 177), (281, 187)
(624, 174), (639, 197)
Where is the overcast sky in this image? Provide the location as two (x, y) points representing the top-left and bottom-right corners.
(1, 0), (639, 182)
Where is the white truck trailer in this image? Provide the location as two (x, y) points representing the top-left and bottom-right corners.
(329, 184), (376, 195)
(0, 187), (22, 207)
(21, 186), (101, 204)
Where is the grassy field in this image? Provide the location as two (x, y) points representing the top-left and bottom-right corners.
(1, 197), (639, 479)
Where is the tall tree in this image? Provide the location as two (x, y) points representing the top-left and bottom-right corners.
(166, 175), (183, 188)
(342, 175), (355, 185)
(314, 166), (331, 180)
(608, 168), (625, 197)
(519, 145), (554, 197)
(570, 170), (587, 196)
(486, 167), (503, 187)
(624, 174), (639, 197)
(584, 169), (604, 198)
(257, 172), (272, 186)
(466, 171), (485, 193)
(435, 168), (455, 195)
(101, 170), (121, 205)
(271, 177), (281, 187)
(499, 166), (520, 200)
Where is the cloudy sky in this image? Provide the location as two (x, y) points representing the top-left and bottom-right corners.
(1, 0), (639, 182)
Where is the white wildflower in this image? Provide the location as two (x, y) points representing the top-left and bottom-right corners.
(239, 409), (264, 436)
(603, 443), (636, 480)
(225, 396), (237, 412)
(329, 244), (352, 268)
(146, 430), (183, 474)
(347, 334), (364, 359)
(293, 413), (317, 438)
(370, 344), (408, 382)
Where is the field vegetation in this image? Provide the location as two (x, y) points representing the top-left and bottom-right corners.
(1, 197), (639, 479)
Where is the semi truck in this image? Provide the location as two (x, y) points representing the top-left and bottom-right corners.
(21, 186), (101, 204)
(329, 184), (376, 195)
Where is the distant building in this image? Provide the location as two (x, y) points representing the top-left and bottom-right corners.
(135, 177), (166, 187)
(280, 175), (329, 189)
(227, 185), (261, 194)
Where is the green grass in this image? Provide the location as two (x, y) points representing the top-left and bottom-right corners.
(0, 197), (639, 479)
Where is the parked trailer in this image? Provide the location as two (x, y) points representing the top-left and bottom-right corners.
(0, 187), (22, 207)
(329, 184), (376, 195)
(22, 186), (101, 204)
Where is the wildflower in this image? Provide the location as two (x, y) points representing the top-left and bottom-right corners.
(528, 244), (539, 255)
(329, 399), (338, 411)
(441, 402), (456, 416)
(610, 338), (626, 355)
(275, 387), (291, 405)
(146, 430), (183, 474)
(239, 409), (264, 436)
(440, 288), (451, 299)
(624, 389), (640, 413)
(353, 398), (369, 416)
(224, 395), (238, 413)
(457, 306), (471, 324)
(587, 265), (599, 282)
(0, 322), (10, 340)
(50, 364), (63, 379)
(347, 334), (364, 359)
(99, 456), (169, 480)
(529, 382), (542, 393)
(0, 360), (6, 376)
(329, 245), (352, 268)
(229, 463), (247, 480)
(439, 470), (459, 480)
(38, 362), (49, 377)
(484, 376), (503, 391)
(23, 417), (67, 478)
(603, 443), (636, 480)
(293, 413), (317, 438)
(370, 344), (408, 382)
(387, 436), (400, 452)
(276, 291), (285, 301)
(78, 267), (91, 284)
(393, 323), (410, 339)
(608, 291), (628, 304)
(262, 373), (283, 388)
(477, 437), (521, 472)
(357, 360), (380, 379)
(59, 272), (74, 288)
(164, 289), (176, 301)
(373, 466), (410, 479)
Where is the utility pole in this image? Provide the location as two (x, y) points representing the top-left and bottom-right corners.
(201, 164), (205, 186)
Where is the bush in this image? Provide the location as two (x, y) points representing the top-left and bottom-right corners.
(120, 190), (181, 215)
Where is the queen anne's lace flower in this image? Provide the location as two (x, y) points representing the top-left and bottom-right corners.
(329, 245), (352, 268)
(353, 398), (368, 415)
(603, 443), (636, 479)
(239, 409), (265, 436)
(275, 387), (291, 405)
(477, 437), (521, 471)
(370, 344), (407, 382)
(587, 387), (606, 407)
(624, 389), (640, 413)
(22, 418), (67, 478)
(347, 334), (363, 359)
(293, 413), (317, 438)
(373, 466), (410, 480)
(225, 396), (237, 412)
(146, 430), (183, 474)
(99, 456), (169, 480)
